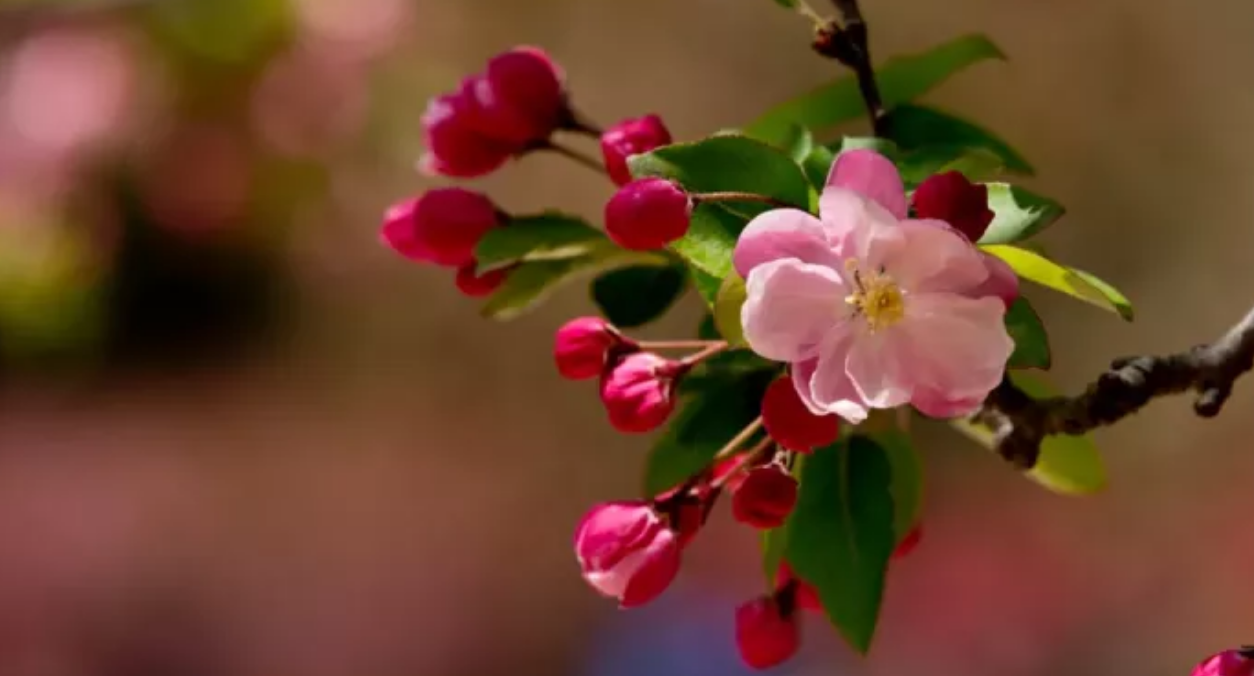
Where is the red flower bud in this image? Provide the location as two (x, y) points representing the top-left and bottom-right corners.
(735, 596), (800, 670)
(553, 316), (634, 380)
(417, 90), (515, 178)
(761, 375), (840, 453)
(573, 500), (682, 608)
(605, 178), (692, 251)
(600, 114), (673, 186)
(1192, 649), (1254, 676)
(732, 465), (798, 530)
(911, 171), (995, 243)
(454, 262), (509, 297)
(599, 352), (682, 433)
(469, 47), (566, 146)
(892, 524), (922, 559)
(380, 188), (502, 267)
(775, 563), (822, 612)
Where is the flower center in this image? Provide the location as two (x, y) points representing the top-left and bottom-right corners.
(844, 260), (904, 331)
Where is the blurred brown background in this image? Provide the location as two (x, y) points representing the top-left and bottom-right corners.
(0, 0), (1251, 674)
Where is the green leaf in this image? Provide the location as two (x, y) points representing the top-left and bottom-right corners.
(770, 0), (800, 7)
(897, 147), (1003, 186)
(592, 264), (687, 328)
(884, 104), (1033, 175)
(670, 203), (748, 280)
(627, 135), (814, 214)
(785, 436), (895, 654)
(481, 248), (657, 321)
(697, 312), (720, 340)
(746, 34), (1005, 144)
(760, 454), (806, 587)
(950, 373), (1107, 495)
(475, 213), (607, 272)
(778, 124), (814, 163)
(983, 245), (1134, 321)
(836, 136), (901, 160)
(690, 266), (723, 307)
(713, 272), (748, 347)
(976, 185), (1066, 246)
(1004, 296), (1051, 369)
(872, 429), (924, 542)
(802, 144), (836, 189)
(643, 368), (775, 496)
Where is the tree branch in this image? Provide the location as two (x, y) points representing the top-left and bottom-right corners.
(812, 0), (887, 136)
(975, 304), (1254, 468)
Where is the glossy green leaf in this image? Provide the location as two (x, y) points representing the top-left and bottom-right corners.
(884, 104), (1033, 174)
(837, 136), (902, 160)
(690, 267), (723, 306)
(746, 34), (1005, 144)
(713, 272), (748, 347)
(770, 0), (800, 7)
(897, 147), (1003, 186)
(950, 373), (1107, 495)
(778, 124), (814, 163)
(761, 451), (806, 586)
(802, 144), (836, 189)
(476, 213), (608, 272)
(1004, 296), (1051, 369)
(643, 368), (775, 496)
(873, 429), (924, 542)
(481, 249), (657, 321)
(670, 203), (748, 280)
(627, 135), (814, 215)
(983, 245), (1134, 321)
(785, 436), (895, 654)
(592, 264), (687, 328)
(976, 185), (1066, 246)
(697, 312), (720, 340)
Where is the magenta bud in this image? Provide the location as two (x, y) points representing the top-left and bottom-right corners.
(379, 188), (502, 267)
(553, 316), (634, 381)
(599, 352), (682, 433)
(418, 91), (515, 178)
(1192, 649), (1254, 676)
(731, 465), (798, 530)
(470, 47), (566, 146)
(573, 500), (682, 608)
(454, 262), (509, 297)
(735, 595), (800, 670)
(600, 114), (673, 186)
(911, 171), (995, 243)
(605, 178), (692, 251)
(761, 375), (840, 453)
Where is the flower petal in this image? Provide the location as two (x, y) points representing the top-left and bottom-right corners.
(881, 219), (989, 295)
(818, 186), (903, 267)
(742, 259), (846, 363)
(802, 323), (870, 423)
(619, 528), (682, 608)
(844, 329), (914, 410)
(733, 208), (836, 278)
(968, 252), (1019, 306)
(825, 149), (908, 219)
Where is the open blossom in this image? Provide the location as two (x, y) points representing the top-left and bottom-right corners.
(574, 500), (682, 608)
(1192, 649), (1254, 676)
(734, 149), (1016, 423)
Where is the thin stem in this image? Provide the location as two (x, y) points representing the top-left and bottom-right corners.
(813, 0), (888, 136)
(794, 0), (827, 27)
(711, 417), (765, 463)
(692, 192), (803, 210)
(638, 340), (725, 351)
(542, 140), (607, 176)
(679, 341), (729, 368)
(711, 436), (776, 490)
(561, 108), (605, 138)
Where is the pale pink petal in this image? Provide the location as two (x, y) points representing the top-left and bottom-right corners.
(844, 329), (914, 410)
(893, 292), (1013, 411)
(824, 148), (908, 219)
(967, 253), (1019, 306)
(881, 219), (989, 294)
(818, 186), (903, 267)
(804, 323), (870, 423)
(742, 259), (846, 363)
(733, 208), (836, 278)
(910, 388), (985, 419)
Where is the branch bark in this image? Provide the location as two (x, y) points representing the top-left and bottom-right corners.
(975, 304), (1254, 468)
(812, 0), (887, 136)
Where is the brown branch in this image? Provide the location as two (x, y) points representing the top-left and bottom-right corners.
(975, 305), (1254, 468)
(812, 0), (887, 136)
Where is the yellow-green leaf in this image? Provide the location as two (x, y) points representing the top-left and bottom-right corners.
(982, 245), (1134, 321)
(713, 272), (748, 347)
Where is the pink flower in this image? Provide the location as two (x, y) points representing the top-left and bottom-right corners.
(599, 352), (683, 433)
(573, 500), (682, 608)
(732, 465), (798, 529)
(600, 114), (673, 186)
(912, 171), (995, 243)
(735, 596), (800, 670)
(1192, 649), (1254, 676)
(454, 262), (509, 297)
(734, 149), (1016, 423)
(553, 316), (635, 380)
(761, 375), (840, 452)
(380, 188), (502, 267)
(604, 178), (693, 251)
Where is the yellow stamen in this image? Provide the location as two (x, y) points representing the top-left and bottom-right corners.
(844, 260), (905, 331)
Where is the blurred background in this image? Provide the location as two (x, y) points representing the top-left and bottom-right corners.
(0, 0), (1251, 674)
